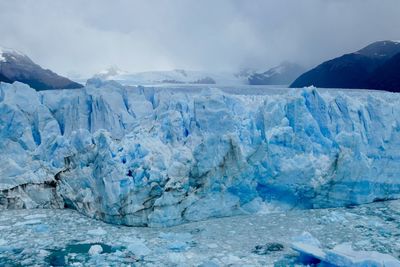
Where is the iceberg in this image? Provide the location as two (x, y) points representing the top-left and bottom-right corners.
(1, 81), (400, 226)
(291, 232), (400, 266)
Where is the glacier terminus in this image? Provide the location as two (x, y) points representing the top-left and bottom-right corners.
(1, 80), (400, 228)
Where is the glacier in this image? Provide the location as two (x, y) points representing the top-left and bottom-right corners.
(1, 80), (400, 227)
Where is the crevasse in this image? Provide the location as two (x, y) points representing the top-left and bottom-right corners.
(1, 81), (400, 227)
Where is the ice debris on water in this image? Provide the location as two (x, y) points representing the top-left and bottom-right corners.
(87, 227), (107, 236)
(291, 232), (400, 266)
(252, 242), (284, 255)
(1, 200), (400, 266)
(159, 232), (194, 252)
(123, 237), (151, 257)
(14, 219), (42, 226)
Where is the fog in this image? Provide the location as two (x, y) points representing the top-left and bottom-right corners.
(1, 0), (399, 77)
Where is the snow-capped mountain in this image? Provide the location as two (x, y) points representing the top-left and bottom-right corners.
(291, 40), (400, 91)
(2, 81), (400, 227)
(248, 62), (305, 85)
(0, 46), (83, 90)
(93, 66), (128, 80)
(93, 65), (308, 87)
(356, 40), (400, 58)
(92, 67), (250, 85)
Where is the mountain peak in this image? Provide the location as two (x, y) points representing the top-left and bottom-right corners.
(0, 46), (25, 59)
(357, 40), (400, 59)
(291, 40), (400, 91)
(248, 62), (305, 85)
(95, 66), (127, 79)
(0, 46), (83, 90)
(0, 46), (16, 62)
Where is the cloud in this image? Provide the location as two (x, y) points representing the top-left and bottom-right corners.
(0, 0), (399, 77)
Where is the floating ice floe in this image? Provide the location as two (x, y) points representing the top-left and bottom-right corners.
(24, 214), (47, 220)
(87, 227), (107, 236)
(292, 232), (400, 266)
(14, 219), (42, 226)
(159, 232), (194, 252)
(122, 236), (151, 257)
(88, 244), (103, 255)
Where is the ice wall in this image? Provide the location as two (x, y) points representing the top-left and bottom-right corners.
(1, 81), (400, 226)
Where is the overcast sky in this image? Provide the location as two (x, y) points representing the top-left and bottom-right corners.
(1, 0), (400, 77)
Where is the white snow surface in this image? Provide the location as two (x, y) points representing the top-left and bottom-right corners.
(1, 81), (400, 227)
(0, 47), (5, 62)
(0, 46), (24, 62)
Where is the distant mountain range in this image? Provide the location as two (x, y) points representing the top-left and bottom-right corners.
(248, 62), (305, 85)
(93, 63), (305, 86)
(93, 67), (240, 85)
(291, 40), (400, 92)
(0, 47), (82, 90)
(0, 46), (305, 89)
(5, 41), (400, 92)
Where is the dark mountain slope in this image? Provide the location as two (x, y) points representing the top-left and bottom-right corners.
(0, 48), (83, 90)
(290, 41), (400, 91)
(367, 52), (400, 92)
(248, 62), (305, 85)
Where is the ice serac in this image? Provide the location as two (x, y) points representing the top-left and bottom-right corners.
(1, 81), (400, 226)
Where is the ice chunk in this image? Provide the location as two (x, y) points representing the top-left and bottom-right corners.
(292, 231), (321, 248)
(291, 242), (326, 262)
(87, 227), (107, 236)
(291, 235), (400, 266)
(88, 244), (103, 255)
(159, 232), (194, 252)
(14, 219), (42, 226)
(24, 214), (47, 220)
(326, 243), (400, 267)
(122, 237), (151, 256)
